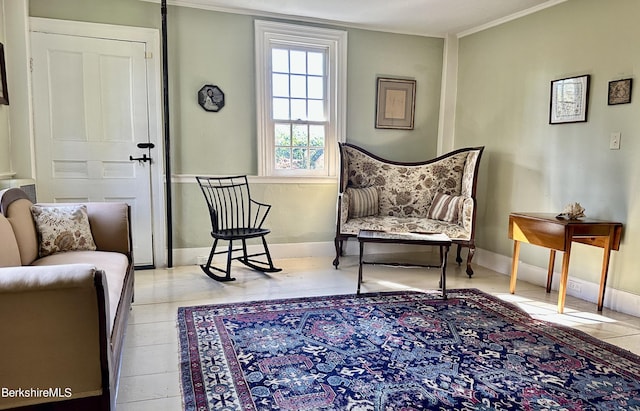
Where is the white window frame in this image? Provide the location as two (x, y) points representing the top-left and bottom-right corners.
(255, 20), (347, 181)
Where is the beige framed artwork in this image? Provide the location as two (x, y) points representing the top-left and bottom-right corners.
(375, 77), (416, 129)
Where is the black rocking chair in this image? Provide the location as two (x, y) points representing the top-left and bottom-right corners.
(196, 175), (282, 281)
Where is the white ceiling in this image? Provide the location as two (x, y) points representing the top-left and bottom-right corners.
(161, 0), (566, 37)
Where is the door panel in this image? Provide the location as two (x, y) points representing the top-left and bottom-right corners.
(31, 32), (154, 266)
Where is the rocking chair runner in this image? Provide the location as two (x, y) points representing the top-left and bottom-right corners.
(196, 176), (281, 281)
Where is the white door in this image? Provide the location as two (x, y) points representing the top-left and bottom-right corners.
(31, 31), (156, 266)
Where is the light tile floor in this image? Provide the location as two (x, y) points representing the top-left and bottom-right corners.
(115, 253), (640, 410)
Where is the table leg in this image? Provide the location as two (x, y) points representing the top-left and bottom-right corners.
(441, 245), (449, 299)
(357, 241), (364, 295)
(557, 242), (572, 314)
(510, 240), (521, 294)
(438, 246), (443, 289)
(597, 232), (614, 311)
(546, 250), (556, 293)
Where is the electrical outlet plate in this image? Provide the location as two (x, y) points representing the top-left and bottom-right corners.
(567, 280), (582, 292)
(610, 132), (621, 150)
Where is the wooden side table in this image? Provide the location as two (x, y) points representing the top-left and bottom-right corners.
(508, 212), (622, 313)
(357, 230), (451, 298)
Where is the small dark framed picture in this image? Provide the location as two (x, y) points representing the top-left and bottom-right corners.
(608, 78), (632, 105)
(0, 43), (9, 105)
(198, 84), (225, 112)
(549, 74), (590, 124)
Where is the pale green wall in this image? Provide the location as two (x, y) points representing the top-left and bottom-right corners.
(456, 0), (639, 295)
(175, 182), (337, 247)
(0, 1), (11, 177)
(166, 7), (443, 174)
(347, 29), (442, 160)
(30, 0), (158, 28)
(167, 8), (256, 175)
(29, 0), (444, 248)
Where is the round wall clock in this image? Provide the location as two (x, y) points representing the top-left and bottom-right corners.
(198, 84), (225, 112)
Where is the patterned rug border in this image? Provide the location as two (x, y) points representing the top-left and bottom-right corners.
(178, 288), (640, 410)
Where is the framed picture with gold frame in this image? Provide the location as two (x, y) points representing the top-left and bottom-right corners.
(0, 43), (9, 105)
(375, 77), (416, 129)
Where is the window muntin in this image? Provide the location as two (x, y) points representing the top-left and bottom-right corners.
(274, 123), (326, 170)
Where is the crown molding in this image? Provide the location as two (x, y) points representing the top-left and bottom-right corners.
(457, 0), (567, 38)
(140, 0), (567, 39)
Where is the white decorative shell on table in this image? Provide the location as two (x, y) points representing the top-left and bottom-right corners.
(559, 202), (586, 219)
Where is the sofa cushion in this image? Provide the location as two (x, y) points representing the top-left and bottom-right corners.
(427, 192), (464, 223)
(346, 186), (379, 218)
(33, 251), (129, 335)
(31, 205), (97, 257)
(0, 215), (21, 267)
(342, 215), (471, 241)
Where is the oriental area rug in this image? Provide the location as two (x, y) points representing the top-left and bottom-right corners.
(178, 289), (640, 410)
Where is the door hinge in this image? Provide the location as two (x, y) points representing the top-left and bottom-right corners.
(30, 58), (34, 72)
(145, 52), (153, 59)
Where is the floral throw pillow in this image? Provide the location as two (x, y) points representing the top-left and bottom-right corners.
(30, 205), (97, 257)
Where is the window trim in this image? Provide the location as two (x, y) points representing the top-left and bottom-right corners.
(255, 20), (347, 179)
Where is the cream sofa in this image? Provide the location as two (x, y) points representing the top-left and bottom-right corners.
(0, 188), (134, 411)
(334, 143), (484, 276)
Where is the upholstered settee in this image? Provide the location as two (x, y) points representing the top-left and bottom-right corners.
(334, 143), (484, 276)
(0, 188), (134, 411)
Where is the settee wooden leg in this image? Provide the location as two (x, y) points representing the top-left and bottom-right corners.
(466, 246), (476, 277)
(456, 244), (463, 265)
(333, 238), (342, 268)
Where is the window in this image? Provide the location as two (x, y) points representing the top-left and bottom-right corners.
(255, 21), (347, 179)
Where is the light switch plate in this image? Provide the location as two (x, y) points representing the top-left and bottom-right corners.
(610, 132), (621, 150)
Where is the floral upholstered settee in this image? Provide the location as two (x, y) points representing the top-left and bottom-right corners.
(334, 143), (484, 276)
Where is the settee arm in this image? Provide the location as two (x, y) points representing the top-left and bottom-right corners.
(338, 191), (350, 229)
(460, 196), (475, 234)
(0, 264), (109, 409)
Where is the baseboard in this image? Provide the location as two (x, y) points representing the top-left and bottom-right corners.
(172, 240), (436, 267)
(171, 242), (640, 317)
(172, 241), (337, 267)
(475, 248), (640, 318)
